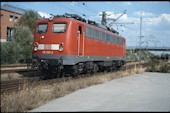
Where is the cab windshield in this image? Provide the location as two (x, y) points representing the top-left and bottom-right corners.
(36, 23), (48, 34)
(52, 23), (66, 33)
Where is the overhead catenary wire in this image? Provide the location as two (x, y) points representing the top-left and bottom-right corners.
(5, 2), (169, 48)
(79, 2), (99, 14)
(69, 2), (99, 21)
(119, 24), (137, 32)
(56, 3), (87, 17)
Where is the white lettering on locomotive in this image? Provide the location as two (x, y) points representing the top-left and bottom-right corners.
(42, 51), (54, 54)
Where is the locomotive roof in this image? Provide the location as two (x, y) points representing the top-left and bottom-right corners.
(51, 13), (120, 34)
(37, 14), (125, 39)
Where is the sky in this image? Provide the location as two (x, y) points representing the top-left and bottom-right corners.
(2, 1), (170, 52)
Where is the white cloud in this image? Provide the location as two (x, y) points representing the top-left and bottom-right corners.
(126, 11), (170, 26)
(133, 11), (156, 17)
(144, 13), (170, 26)
(38, 11), (51, 18)
(161, 14), (170, 22)
(144, 17), (161, 26)
(97, 11), (170, 26)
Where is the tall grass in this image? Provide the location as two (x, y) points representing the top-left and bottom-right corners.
(146, 59), (170, 73)
(1, 66), (145, 112)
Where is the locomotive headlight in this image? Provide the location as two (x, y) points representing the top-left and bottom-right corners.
(34, 47), (38, 51)
(49, 16), (53, 21)
(59, 43), (63, 52)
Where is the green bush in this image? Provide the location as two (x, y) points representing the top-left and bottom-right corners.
(146, 59), (158, 72)
(146, 59), (170, 73)
(126, 50), (154, 61)
(159, 63), (170, 73)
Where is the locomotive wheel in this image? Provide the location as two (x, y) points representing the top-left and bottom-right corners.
(109, 66), (114, 72)
(106, 67), (110, 72)
(58, 70), (65, 78)
(92, 63), (99, 74)
(116, 65), (121, 70)
(72, 65), (79, 76)
(41, 69), (52, 79)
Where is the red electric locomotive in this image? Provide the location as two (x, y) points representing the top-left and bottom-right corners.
(32, 13), (126, 76)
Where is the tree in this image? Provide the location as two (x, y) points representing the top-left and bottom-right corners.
(1, 10), (40, 64)
(1, 26), (33, 64)
(13, 26), (33, 62)
(17, 10), (41, 33)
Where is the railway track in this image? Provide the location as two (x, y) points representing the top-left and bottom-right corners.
(0, 61), (143, 74)
(1, 64), (30, 68)
(1, 79), (27, 93)
(1, 76), (72, 94)
(1, 64), (33, 74)
(1, 69), (36, 74)
(1, 61), (149, 94)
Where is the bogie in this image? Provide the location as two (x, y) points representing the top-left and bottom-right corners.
(35, 60), (125, 78)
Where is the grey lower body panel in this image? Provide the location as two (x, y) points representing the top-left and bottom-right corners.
(33, 54), (126, 65)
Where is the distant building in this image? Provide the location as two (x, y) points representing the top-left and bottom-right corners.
(0, 4), (27, 42)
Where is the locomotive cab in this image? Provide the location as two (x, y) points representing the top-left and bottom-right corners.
(32, 17), (70, 73)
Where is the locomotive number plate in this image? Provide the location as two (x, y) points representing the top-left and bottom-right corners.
(44, 44), (51, 50)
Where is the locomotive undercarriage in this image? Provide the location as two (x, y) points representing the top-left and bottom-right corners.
(32, 58), (125, 77)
